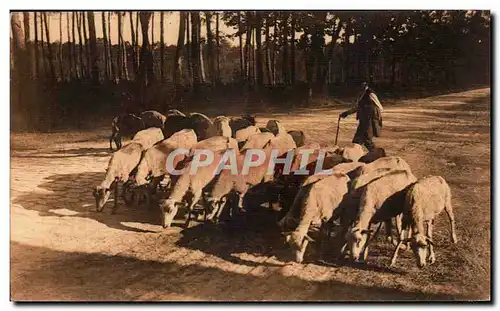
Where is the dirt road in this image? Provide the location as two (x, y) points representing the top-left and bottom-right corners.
(10, 88), (491, 301)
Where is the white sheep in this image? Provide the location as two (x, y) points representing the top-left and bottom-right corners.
(346, 169), (417, 262)
(133, 130), (197, 206)
(93, 142), (143, 213)
(189, 136), (239, 158)
(337, 143), (366, 162)
(284, 173), (350, 263)
(235, 125), (261, 142)
(158, 147), (232, 228)
(239, 132), (275, 151)
(390, 175), (457, 268)
(131, 127), (165, 150)
(349, 156), (412, 191)
(278, 161), (365, 231)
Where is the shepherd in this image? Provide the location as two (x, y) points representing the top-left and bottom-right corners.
(339, 82), (383, 151)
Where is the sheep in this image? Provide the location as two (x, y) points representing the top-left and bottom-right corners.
(241, 114), (256, 126)
(235, 126), (261, 142)
(208, 116), (232, 138)
(349, 156), (412, 191)
(189, 136), (240, 157)
(229, 115), (256, 137)
(134, 129), (197, 187)
(390, 176), (457, 268)
(287, 130), (306, 148)
(158, 149), (228, 228)
(269, 133), (297, 158)
(259, 127), (272, 133)
(188, 112), (213, 141)
(346, 169), (417, 262)
(284, 173), (350, 263)
(131, 127), (165, 150)
(93, 142), (144, 213)
(167, 109), (186, 117)
(358, 147), (387, 164)
(109, 113), (144, 150)
(266, 120), (287, 135)
(140, 110), (167, 128)
(163, 115), (193, 138)
(336, 143), (367, 162)
(206, 134), (296, 223)
(239, 132), (275, 151)
(278, 160), (365, 231)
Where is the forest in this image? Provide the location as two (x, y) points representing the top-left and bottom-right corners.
(10, 11), (490, 131)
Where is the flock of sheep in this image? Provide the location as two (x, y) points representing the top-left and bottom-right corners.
(93, 109), (458, 269)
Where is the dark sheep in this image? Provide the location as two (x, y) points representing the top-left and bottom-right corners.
(188, 112), (213, 141)
(167, 109), (186, 117)
(140, 110), (167, 129)
(109, 113), (144, 151)
(229, 115), (256, 137)
(287, 130), (306, 148)
(162, 115), (193, 139)
(358, 147), (387, 164)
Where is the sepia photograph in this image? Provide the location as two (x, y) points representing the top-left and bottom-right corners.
(9, 9), (491, 302)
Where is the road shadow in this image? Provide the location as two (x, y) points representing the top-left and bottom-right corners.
(11, 242), (471, 301)
(11, 147), (112, 159)
(11, 171), (161, 233)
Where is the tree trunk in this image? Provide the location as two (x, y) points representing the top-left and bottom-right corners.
(282, 12), (289, 84)
(66, 13), (73, 79)
(238, 12), (244, 78)
(186, 12), (193, 86)
(72, 12), (79, 79)
(264, 14), (271, 85)
(271, 14), (277, 85)
(139, 12), (154, 86)
(102, 12), (109, 80)
(191, 11), (201, 86)
(151, 12), (155, 45)
(34, 12), (39, 79)
(40, 13), (46, 77)
(173, 11), (186, 87)
(43, 12), (55, 79)
(76, 12), (85, 79)
(206, 11), (215, 85)
(87, 12), (100, 83)
(135, 12), (139, 71)
(216, 12), (220, 84)
(244, 11), (252, 82)
(11, 12), (31, 129)
(255, 12), (263, 88)
(160, 11), (164, 82)
(58, 12), (64, 80)
(22, 12), (32, 79)
(108, 12), (116, 82)
(117, 13), (122, 80)
(82, 12), (91, 78)
(290, 13), (296, 85)
(129, 12), (137, 79)
(118, 13), (129, 80)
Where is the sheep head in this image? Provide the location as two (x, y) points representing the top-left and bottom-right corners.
(159, 199), (178, 228)
(93, 186), (111, 212)
(346, 227), (370, 262)
(285, 232), (314, 263)
(409, 233), (434, 268)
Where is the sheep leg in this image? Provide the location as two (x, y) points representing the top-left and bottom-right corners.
(385, 219), (394, 244)
(445, 204), (458, 243)
(185, 189), (202, 228)
(390, 227), (408, 267)
(427, 220), (436, 264)
(111, 181), (119, 214)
